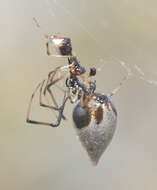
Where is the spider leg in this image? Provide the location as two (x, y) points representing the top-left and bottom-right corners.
(26, 85), (68, 127)
(26, 62), (72, 127)
(43, 65), (68, 95)
(26, 81), (44, 124)
(46, 76), (65, 106)
(43, 65), (70, 107)
(39, 80), (59, 110)
(43, 67), (60, 96)
(39, 80), (66, 120)
(26, 68), (69, 127)
(52, 92), (68, 127)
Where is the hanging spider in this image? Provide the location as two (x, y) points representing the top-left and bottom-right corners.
(26, 35), (126, 165)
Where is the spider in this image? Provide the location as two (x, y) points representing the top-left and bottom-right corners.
(26, 35), (127, 165)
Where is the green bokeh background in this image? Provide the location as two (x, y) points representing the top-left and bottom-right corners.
(1, 0), (157, 189)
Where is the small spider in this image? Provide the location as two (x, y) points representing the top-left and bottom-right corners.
(26, 35), (126, 165)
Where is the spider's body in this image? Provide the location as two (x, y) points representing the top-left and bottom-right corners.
(26, 35), (122, 165)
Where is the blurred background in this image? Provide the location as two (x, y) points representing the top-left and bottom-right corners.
(1, 0), (157, 189)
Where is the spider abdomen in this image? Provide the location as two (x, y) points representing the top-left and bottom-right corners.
(72, 93), (117, 165)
